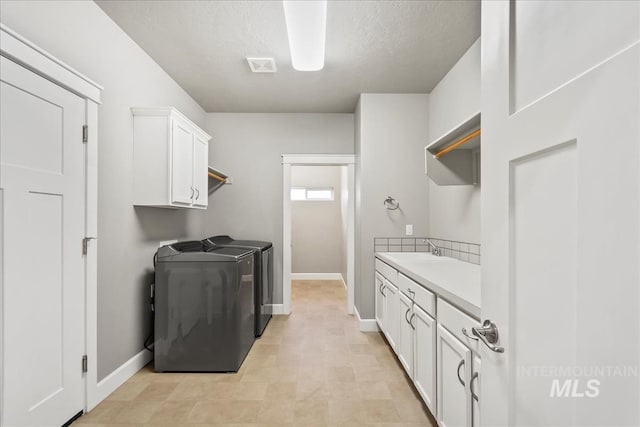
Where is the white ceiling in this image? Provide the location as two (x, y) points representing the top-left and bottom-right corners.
(96, 0), (480, 113)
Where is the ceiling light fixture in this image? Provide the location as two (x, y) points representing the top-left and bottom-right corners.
(282, 0), (327, 71)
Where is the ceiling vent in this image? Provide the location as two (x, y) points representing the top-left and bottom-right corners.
(246, 57), (277, 73)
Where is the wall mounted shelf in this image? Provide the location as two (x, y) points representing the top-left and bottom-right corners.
(208, 166), (229, 194)
(425, 112), (480, 186)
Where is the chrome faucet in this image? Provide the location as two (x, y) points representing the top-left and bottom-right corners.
(425, 239), (441, 256)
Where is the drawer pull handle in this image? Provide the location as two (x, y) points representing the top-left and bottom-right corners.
(457, 359), (465, 387)
(462, 327), (479, 341)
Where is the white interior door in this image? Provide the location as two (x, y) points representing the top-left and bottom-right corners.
(192, 134), (208, 208)
(1, 56), (86, 426)
(171, 119), (194, 206)
(481, 2), (640, 426)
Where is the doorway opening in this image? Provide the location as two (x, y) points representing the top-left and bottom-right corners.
(282, 155), (355, 315)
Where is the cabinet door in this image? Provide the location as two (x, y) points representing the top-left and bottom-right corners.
(192, 134), (208, 208)
(171, 119), (194, 206)
(383, 279), (399, 351)
(397, 292), (414, 375)
(414, 304), (437, 414)
(437, 324), (472, 427)
(375, 273), (385, 332)
(471, 355), (480, 427)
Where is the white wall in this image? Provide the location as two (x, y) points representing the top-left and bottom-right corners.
(203, 114), (354, 303)
(355, 94), (430, 318)
(0, 0), (207, 380)
(428, 39), (481, 244)
(291, 166), (344, 274)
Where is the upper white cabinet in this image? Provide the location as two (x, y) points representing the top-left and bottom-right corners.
(132, 107), (211, 209)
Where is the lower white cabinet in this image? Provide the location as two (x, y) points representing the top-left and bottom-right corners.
(397, 291), (414, 374)
(375, 273), (385, 331)
(413, 304), (437, 413)
(382, 279), (399, 351)
(374, 257), (480, 427)
(472, 355), (480, 427)
(437, 324), (473, 427)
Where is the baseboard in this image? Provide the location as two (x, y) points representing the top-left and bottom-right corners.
(354, 306), (379, 332)
(291, 273), (343, 281)
(93, 349), (152, 404)
(269, 304), (285, 315)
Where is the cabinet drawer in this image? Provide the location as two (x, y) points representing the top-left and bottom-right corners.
(375, 258), (398, 284)
(438, 299), (481, 355)
(398, 273), (435, 317)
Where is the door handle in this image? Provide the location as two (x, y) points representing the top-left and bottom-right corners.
(472, 320), (505, 353)
(409, 312), (416, 330)
(195, 188), (200, 200)
(190, 187), (195, 199)
(380, 283), (386, 297)
(404, 307), (411, 324)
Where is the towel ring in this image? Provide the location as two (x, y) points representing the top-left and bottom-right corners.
(384, 196), (399, 210)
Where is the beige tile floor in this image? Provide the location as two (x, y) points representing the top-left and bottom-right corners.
(76, 280), (437, 426)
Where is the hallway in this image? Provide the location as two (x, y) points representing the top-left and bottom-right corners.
(76, 280), (436, 426)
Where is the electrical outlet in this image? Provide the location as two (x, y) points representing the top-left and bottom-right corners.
(406, 224), (413, 236)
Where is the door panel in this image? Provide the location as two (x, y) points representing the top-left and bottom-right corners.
(437, 325), (471, 427)
(414, 304), (437, 414)
(383, 280), (399, 351)
(482, 2), (640, 426)
(375, 273), (385, 331)
(472, 355), (480, 427)
(192, 134), (208, 208)
(1, 56), (85, 426)
(397, 291), (413, 375)
(171, 119), (193, 205)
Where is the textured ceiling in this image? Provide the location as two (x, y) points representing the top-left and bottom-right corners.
(96, 0), (480, 113)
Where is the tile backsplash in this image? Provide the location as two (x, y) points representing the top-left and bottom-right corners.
(374, 237), (481, 265)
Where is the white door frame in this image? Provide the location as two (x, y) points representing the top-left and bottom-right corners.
(0, 25), (102, 414)
(282, 154), (356, 315)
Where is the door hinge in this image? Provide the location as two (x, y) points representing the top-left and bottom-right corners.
(82, 237), (96, 255)
(82, 125), (88, 143)
(82, 355), (88, 373)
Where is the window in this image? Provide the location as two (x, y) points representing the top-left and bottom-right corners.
(291, 187), (334, 201)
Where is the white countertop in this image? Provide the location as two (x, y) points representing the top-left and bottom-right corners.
(375, 252), (481, 318)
